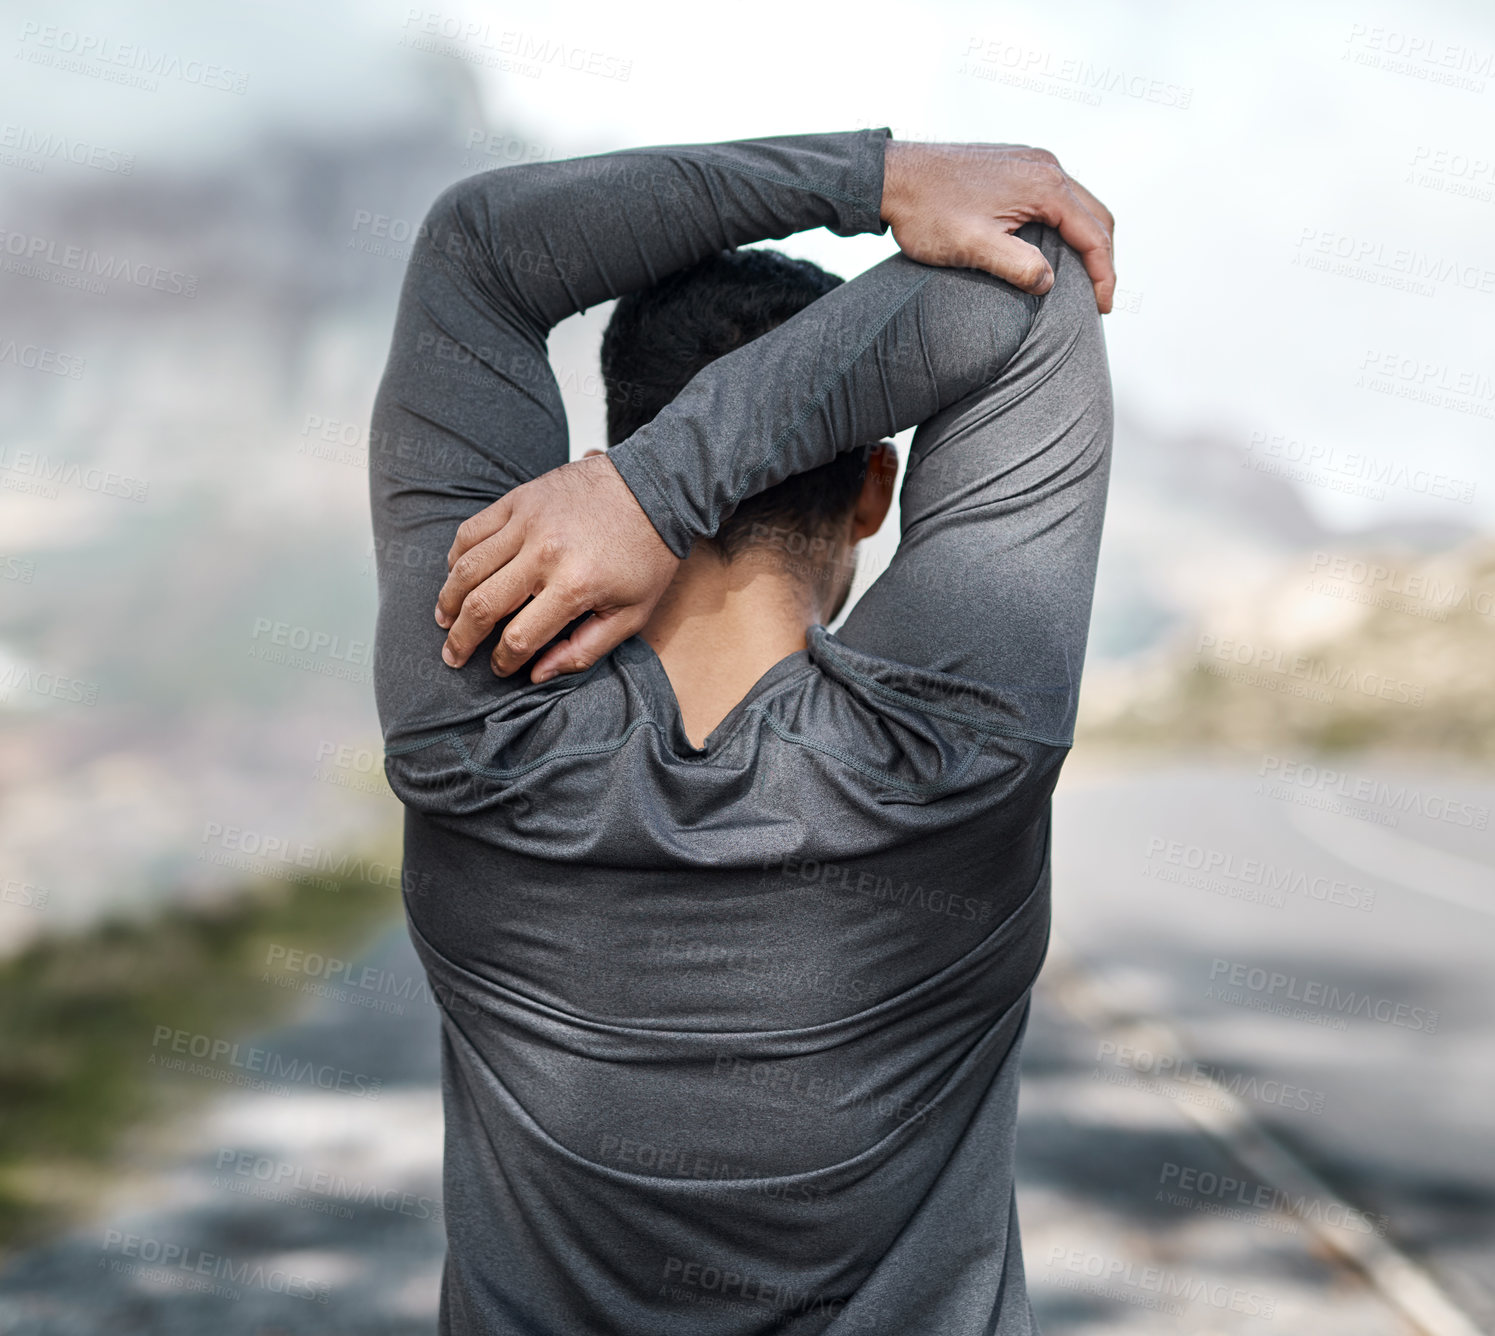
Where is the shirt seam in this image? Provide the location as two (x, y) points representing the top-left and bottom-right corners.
(387, 700), (990, 795)
(746, 709), (982, 797)
(732, 272), (934, 514)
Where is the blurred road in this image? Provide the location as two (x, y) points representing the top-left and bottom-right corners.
(1, 760), (1488, 1334)
(0, 920), (447, 1335)
(1047, 758), (1495, 1332)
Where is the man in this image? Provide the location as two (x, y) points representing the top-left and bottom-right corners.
(370, 128), (1114, 1334)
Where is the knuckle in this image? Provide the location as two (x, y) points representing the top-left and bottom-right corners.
(464, 591), (492, 623)
(503, 629), (531, 659)
(1018, 258), (1049, 288)
(538, 534), (567, 566)
(1019, 150), (1061, 180)
(552, 572), (591, 608)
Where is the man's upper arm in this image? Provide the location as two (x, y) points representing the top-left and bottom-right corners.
(605, 225), (1111, 739)
(368, 131), (892, 757)
(838, 226), (1113, 743)
(369, 180), (569, 756)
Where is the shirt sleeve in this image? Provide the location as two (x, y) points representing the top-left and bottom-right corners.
(369, 130), (891, 751)
(606, 224), (1113, 742)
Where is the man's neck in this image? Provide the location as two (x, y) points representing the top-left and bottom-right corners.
(639, 549), (822, 748)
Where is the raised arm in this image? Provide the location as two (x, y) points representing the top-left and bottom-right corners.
(434, 140), (1115, 684)
(371, 131), (895, 749)
(550, 228), (1109, 739)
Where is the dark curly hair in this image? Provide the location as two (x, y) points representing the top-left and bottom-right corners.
(600, 248), (870, 560)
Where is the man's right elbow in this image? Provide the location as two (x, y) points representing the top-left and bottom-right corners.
(417, 182), (483, 271)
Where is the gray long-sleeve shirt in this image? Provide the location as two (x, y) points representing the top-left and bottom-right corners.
(369, 128), (1112, 1335)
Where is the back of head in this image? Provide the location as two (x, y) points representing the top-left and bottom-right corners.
(601, 248), (870, 560)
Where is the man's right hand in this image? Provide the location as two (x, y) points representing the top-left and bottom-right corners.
(435, 452), (680, 682)
(881, 140), (1116, 313)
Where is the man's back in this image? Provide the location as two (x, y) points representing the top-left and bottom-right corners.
(370, 131), (1112, 1333)
(397, 626), (1057, 1333)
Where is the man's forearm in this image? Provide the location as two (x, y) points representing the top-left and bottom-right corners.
(606, 246), (1038, 559)
(601, 139), (1116, 559)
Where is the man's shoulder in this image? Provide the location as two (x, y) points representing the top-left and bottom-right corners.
(464, 629), (1065, 795)
(805, 628), (1073, 753)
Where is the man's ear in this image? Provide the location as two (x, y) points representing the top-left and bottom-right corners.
(850, 442), (898, 542)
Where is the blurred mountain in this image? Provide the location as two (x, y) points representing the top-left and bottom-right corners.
(1086, 410), (1480, 662)
(0, 89), (554, 957)
(1080, 534), (1495, 756)
(0, 106), (1483, 957)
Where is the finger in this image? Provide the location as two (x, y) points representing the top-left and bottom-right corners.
(437, 523), (524, 628)
(441, 556), (540, 668)
(489, 581), (592, 678)
(1063, 176), (1116, 274)
(447, 494), (513, 570)
(971, 231), (1054, 294)
(529, 606), (646, 683)
(1045, 181), (1116, 313)
(1063, 174), (1114, 237)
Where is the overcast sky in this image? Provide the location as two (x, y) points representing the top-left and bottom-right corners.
(8, 0), (1493, 532)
